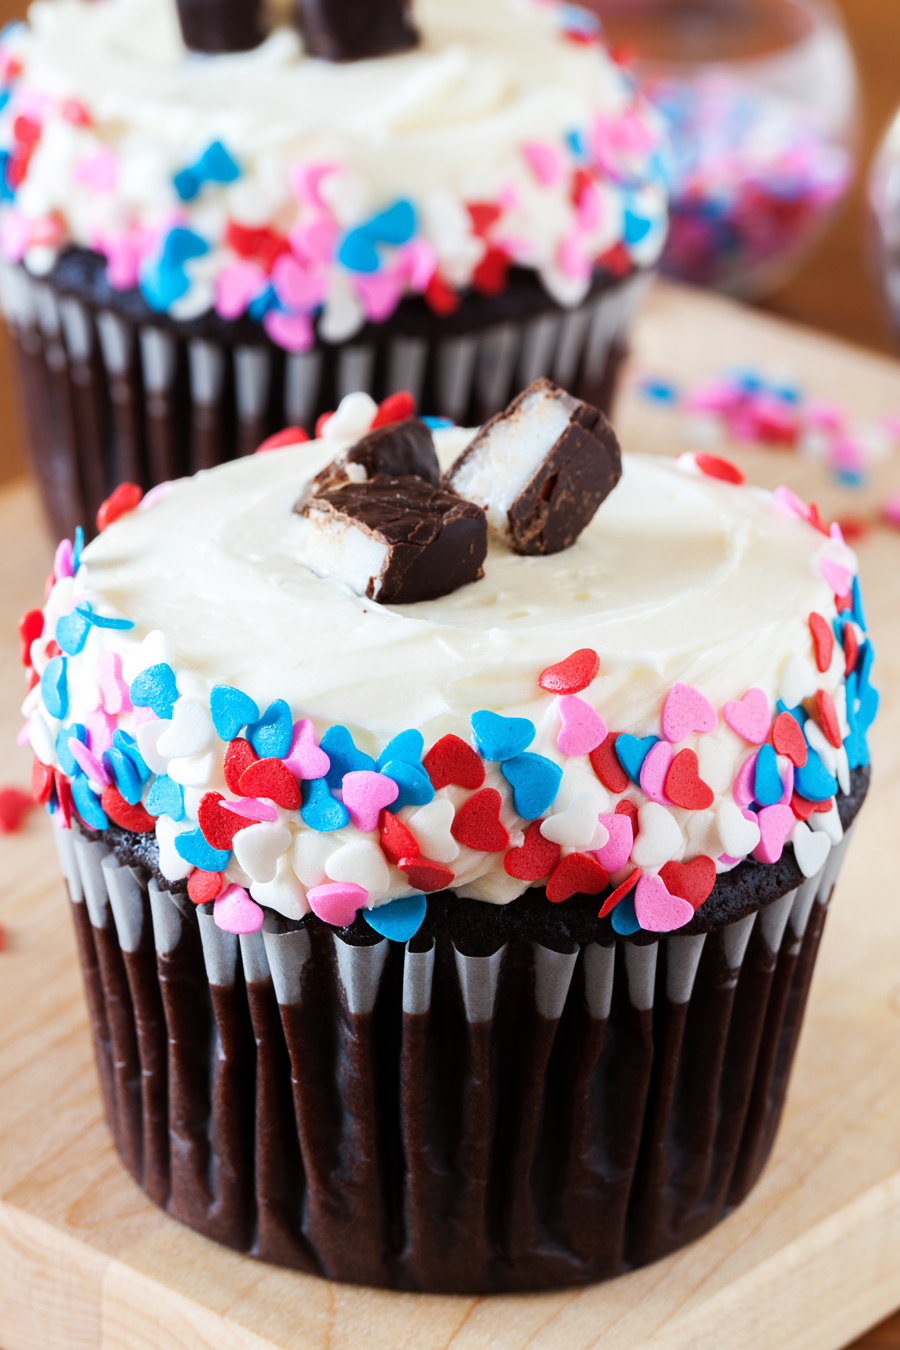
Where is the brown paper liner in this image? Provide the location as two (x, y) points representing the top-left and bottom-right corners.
(0, 259), (648, 541)
(54, 825), (852, 1293)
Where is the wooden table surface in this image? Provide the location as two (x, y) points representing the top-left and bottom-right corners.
(2, 282), (900, 1350)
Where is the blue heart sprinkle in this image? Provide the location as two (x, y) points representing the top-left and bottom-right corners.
(831, 615), (847, 645)
(173, 166), (201, 201)
(565, 127), (587, 160)
(56, 723), (87, 776)
(501, 752), (563, 819)
(420, 416), (454, 430)
(162, 226), (209, 266)
(300, 777), (350, 833)
(754, 744), (784, 807)
(471, 710), (534, 762)
(858, 640), (875, 693)
(611, 891), (642, 935)
(794, 747), (838, 802)
(197, 139), (240, 185)
(320, 725), (375, 789)
(210, 684), (260, 742)
(376, 729), (424, 773)
(365, 198), (416, 246)
(851, 575), (866, 631)
(363, 893), (427, 943)
(56, 607), (91, 655)
(247, 698), (293, 759)
(112, 729), (151, 784)
(614, 733), (658, 784)
(175, 828), (231, 872)
(140, 258), (190, 312)
(247, 284), (276, 321)
(72, 525), (84, 574)
(76, 603), (134, 631)
(41, 655), (68, 720)
(623, 210), (652, 245)
(145, 774), (184, 821)
(130, 663), (179, 720)
(337, 227), (380, 273)
(71, 774), (108, 831)
(380, 759), (434, 810)
(857, 682), (879, 734)
(103, 747), (143, 805)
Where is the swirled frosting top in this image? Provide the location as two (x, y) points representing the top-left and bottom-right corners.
(0, 0), (667, 346)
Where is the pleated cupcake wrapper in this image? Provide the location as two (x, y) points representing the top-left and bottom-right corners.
(53, 824), (852, 1293)
(0, 261), (650, 541)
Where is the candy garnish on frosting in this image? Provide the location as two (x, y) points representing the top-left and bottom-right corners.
(175, 0), (265, 53)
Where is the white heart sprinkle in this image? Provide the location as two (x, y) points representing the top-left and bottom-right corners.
(325, 840), (390, 896)
(233, 822), (292, 884)
(321, 390), (377, 441)
(697, 738), (732, 796)
(250, 854), (309, 920)
(29, 710), (57, 767)
(630, 802), (685, 868)
(155, 814), (194, 882)
(684, 808), (719, 857)
(716, 800), (761, 859)
(804, 719), (836, 774)
(157, 696), (215, 759)
(166, 750), (215, 788)
(540, 789), (605, 849)
(809, 802), (843, 845)
(552, 763), (610, 815)
(835, 744), (850, 796)
(135, 718), (172, 775)
(407, 798), (459, 863)
(790, 821), (831, 878)
(291, 830), (336, 888)
(122, 629), (173, 685)
(225, 856), (253, 889)
(833, 684), (850, 739)
(779, 654), (817, 709)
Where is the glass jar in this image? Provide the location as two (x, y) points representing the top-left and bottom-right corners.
(593, 0), (858, 297)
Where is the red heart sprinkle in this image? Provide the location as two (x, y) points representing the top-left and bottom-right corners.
(808, 612), (833, 674)
(815, 690), (842, 749)
(18, 608), (43, 666)
(791, 791), (833, 819)
(237, 757), (301, 809)
(538, 648), (600, 694)
(0, 786), (34, 833)
(255, 426), (309, 453)
(224, 738), (259, 795)
(398, 856), (454, 892)
(380, 809), (420, 865)
(546, 852), (608, 904)
(598, 867), (640, 918)
(96, 481), (142, 532)
(835, 591), (852, 613)
(503, 820), (561, 881)
(772, 711), (808, 767)
(589, 732), (628, 793)
(371, 390), (415, 428)
(615, 797), (639, 829)
(694, 453), (744, 485)
(100, 785), (157, 834)
(450, 788), (509, 852)
(664, 749), (714, 810)
(31, 756), (54, 805)
(198, 791), (254, 850)
(658, 856), (716, 910)
(54, 771), (72, 828)
(188, 869), (224, 904)
(45, 640), (61, 660)
(843, 624), (859, 678)
(422, 734), (486, 790)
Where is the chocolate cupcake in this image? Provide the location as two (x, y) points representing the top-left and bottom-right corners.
(20, 388), (875, 1291)
(0, 0), (667, 542)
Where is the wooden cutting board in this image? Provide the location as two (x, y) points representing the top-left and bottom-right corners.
(3, 280), (900, 1350)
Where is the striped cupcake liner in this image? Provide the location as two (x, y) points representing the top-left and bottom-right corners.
(54, 823), (852, 1293)
(0, 263), (651, 542)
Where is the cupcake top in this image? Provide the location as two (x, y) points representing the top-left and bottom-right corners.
(0, 0), (667, 348)
(21, 394), (876, 941)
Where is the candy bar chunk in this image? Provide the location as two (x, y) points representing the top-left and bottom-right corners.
(443, 378), (622, 555)
(293, 0), (419, 61)
(293, 477), (487, 604)
(310, 419), (440, 495)
(176, 0), (265, 52)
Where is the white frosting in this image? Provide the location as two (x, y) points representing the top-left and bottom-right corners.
(0, 0), (667, 339)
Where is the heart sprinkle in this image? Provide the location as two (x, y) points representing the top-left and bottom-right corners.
(397, 857), (454, 892)
(546, 852), (608, 904)
(598, 867), (640, 919)
(379, 810), (420, 865)
(471, 710), (535, 762)
(662, 683), (717, 742)
(213, 884), (264, 934)
(752, 804), (795, 864)
(809, 613), (834, 673)
(451, 789), (510, 852)
(363, 893), (427, 942)
(342, 770), (400, 833)
(615, 733), (659, 784)
(594, 813), (633, 873)
(664, 749), (714, 810)
(283, 719), (331, 781)
(307, 881), (367, 927)
(658, 856), (716, 909)
(634, 874), (694, 932)
(772, 711), (808, 767)
(422, 734), (485, 790)
(556, 695), (607, 757)
(500, 752), (563, 819)
(589, 733), (629, 793)
(639, 739), (675, 805)
(504, 821), (561, 880)
(723, 687), (770, 744)
(188, 869), (224, 904)
(224, 738), (259, 795)
(815, 690), (843, 748)
(237, 757), (302, 809)
(538, 648), (600, 694)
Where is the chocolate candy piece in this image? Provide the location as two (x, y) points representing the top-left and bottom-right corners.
(176, 0), (265, 52)
(293, 476), (486, 603)
(443, 377), (622, 555)
(310, 419), (440, 495)
(293, 0), (419, 61)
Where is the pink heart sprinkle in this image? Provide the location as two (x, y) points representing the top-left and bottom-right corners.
(288, 214), (338, 266)
(282, 719), (331, 782)
(271, 253), (328, 312)
(73, 147), (117, 192)
(397, 237), (436, 292)
(220, 797), (279, 822)
(718, 853), (741, 866)
(752, 804), (795, 865)
(98, 651), (132, 715)
(307, 881), (367, 927)
(69, 739), (111, 789)
(819, 558), (852, 597)
(288, 161), (340, 208)
(213, 884), (264, 934)
(132, 705), (158, 727)
(353, 268), (405, 324)
(341, 770), (399, 833)
(723, 687), (770, 744)
(215, 260), (267, 321)
(773, 485), (811, 520)
(263, 308), (314, 354)
(87, 708), (116, 756)
(594, 813), (633, 872)
(634, 873), (694, 933)
(732, 753), (759, 809)
(662, 683), (717, 742)
(556, 695), (607, 757)
(558, 230), (593, 283)
(522, 141), (564, 186)
(54, 538), (74, 581)
(639, 739), (675, 805)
